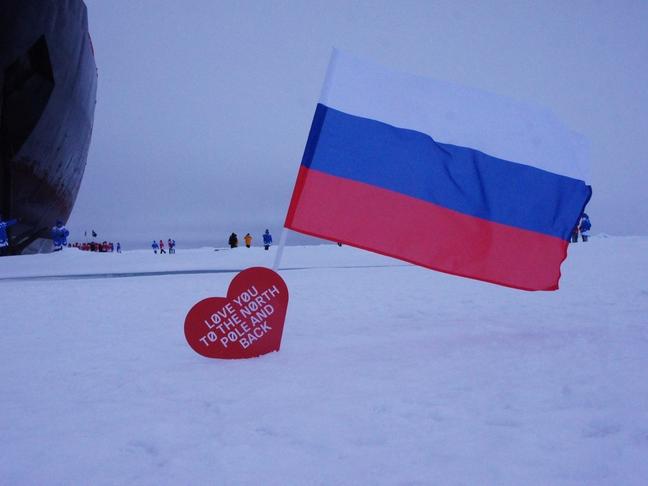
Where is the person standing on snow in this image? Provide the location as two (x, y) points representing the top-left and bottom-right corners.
(244, 233), (252, 248)
(579, 213), (592, 242)
(571, 224), (579, 243)
(152, 240), (159, 254)
(0, 215), (18, 256)
(228, 232), (238, 249)
(262, 229), (272, 250)
(159, 239), (166, 254)
(51, 220), (70, 252)
(116, 242), (122, 253)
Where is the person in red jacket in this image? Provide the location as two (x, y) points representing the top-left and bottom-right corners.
(159, 239), (166, 254)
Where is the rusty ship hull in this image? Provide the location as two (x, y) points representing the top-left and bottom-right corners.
(0, 0), (97, 254)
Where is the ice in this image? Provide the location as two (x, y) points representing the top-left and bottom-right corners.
(1, 237), (647, 484)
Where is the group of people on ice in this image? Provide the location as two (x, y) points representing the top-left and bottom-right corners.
(54, 223), (124, 253)
(571, 213), (592, 243)
(152, 238), (176, 254)
(70, 241), (121, 253)
(3, 213), (594, 255)
(228, 229), (273, 250)
(1, 216), (128, 255)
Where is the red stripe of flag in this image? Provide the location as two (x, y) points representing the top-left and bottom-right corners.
(285, 166), (568, 291)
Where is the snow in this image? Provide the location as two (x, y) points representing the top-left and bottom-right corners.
(1, 237), (648, 485)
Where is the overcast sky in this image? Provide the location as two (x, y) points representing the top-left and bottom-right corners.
(69, 0), (648, 248)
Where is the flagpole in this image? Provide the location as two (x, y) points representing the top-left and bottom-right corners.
(269, 51), (337, 272)
(272, 228), (288, 271)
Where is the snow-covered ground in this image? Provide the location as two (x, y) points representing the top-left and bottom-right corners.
(1, 237), (648, 485)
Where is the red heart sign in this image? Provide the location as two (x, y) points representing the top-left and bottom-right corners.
(184, 267), (289, 359)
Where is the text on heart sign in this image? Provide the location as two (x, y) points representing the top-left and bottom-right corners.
(199, 285), (282, 349)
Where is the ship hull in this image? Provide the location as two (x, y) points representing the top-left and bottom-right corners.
(0, 0), (97, 254)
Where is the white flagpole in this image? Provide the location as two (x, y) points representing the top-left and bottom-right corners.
(272, 228), (288, 271)
(269, 51), (338, 272)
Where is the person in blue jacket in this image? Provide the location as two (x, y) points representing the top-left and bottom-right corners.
(51, 220), (70, 252)
(579, 213), (592, 242)
(152, 240), (159, 254)
(0, 215), (18, 255)
(262, 229), (273, 251)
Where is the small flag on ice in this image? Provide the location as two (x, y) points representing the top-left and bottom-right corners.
(284, 50), (591, 291)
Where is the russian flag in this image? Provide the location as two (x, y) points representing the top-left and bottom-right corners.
(285, 50), (592, 291)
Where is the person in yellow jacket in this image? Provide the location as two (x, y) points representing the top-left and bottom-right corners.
(244, 233), (252, 248)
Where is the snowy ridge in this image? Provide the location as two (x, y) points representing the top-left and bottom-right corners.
(1, 237), (648, 484)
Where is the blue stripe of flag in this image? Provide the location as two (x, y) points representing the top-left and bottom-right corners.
(302, 104), (591, 240)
